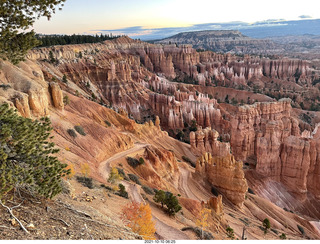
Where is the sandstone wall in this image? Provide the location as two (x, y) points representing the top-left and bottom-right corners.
(196, 152), (248, 207)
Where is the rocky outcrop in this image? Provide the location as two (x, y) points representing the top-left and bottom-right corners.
(230, 99), (299, 170)
(26, 37), (311, 128)
(280, 136), (310, 194)
(49, 82), (64, 110)
(228, 99), (320, 198)
(14, 93), (31, 118)
(207, 195), (224, 217)
(133, 145), (180, 189)
(196, 152), (248, 207)
(190, 127), (230, 157)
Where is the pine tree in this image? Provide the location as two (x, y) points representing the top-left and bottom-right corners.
(0, 1), (66, 64)
(153, 190), (182, 216)
(121, 202), (156, 240)
(0, 103), (69, 199)
(153, 190), (166, 208)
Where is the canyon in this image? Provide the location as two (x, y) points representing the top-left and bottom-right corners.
(1, 35), (320, 239)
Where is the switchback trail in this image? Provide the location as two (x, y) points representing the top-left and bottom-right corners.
(98, 143), (189, 240)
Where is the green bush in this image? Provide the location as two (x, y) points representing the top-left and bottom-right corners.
(279, 233), (287, 240)
(100, 184), (112, 191)
(128, 174), (141, 185)
(0, 104), (69, 199)
(74, 125), (86, 136)
(139, 157), (145, 165)
(297, 225), (305, 235)
(63, 95), (70, 105)
(263, 218), (271, 234)
(142, 185), (154, 195)
(126, 157), (144, 168)
(248, 188), (255, 194)
(62, 74), (68, 83)
(115, 183), (128, 199)
(76, 176), (94, 189)
(116, 167), (129, 181)
(67, 129), (77, 138)
(105, 120), (111, 126)
(226, 226), (235, 239)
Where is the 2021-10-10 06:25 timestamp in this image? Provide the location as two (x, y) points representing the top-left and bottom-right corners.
(145, 240), (176, 243)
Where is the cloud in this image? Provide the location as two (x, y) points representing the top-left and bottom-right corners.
(299, 15), (312, 19)
(93, 18), (319, 40)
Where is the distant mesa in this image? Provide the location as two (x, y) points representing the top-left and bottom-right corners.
(155, 30), (279, 54)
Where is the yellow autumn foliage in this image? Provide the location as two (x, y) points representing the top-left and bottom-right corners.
(121, 202), (156, 240)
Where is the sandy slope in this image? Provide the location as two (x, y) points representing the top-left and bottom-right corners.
(98, 143), (189, 240)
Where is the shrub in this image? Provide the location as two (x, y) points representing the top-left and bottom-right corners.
(0, 84), (11, 90)
(63, 95), (70, 105)
(211, 186), (219, 197)
(80, 162), (90, 177)
(297, 225), (305, 235)
(67, 129), (77, 138)
(263, 218), (271, 234)
(74, 125), (86, 136)
(189, 119), (197, 132)
(142, 185), (154, 195)
(279, 233), (287, 240)
(62, 74), (68, 83)
(181, 227), (214, 240)
(182, 156), (196, 168)
(0, 104), (69, 199)
(271, 228), (279, 235)
(226, 226), (235, 239)
(139, 157), (145, 165)
(64, 163), (75, 179)
(248, 188), (255, 194)
(128, 174), (141, 185)
(108, 167), (123, 184)
(100, 184), (112, 191)
(127, 157), (144, 168)
(116, 167), (126, 177)
(76, 176), (94, 189)
(105, 120), (111, 126)
(115, 183), (128, 199)
(115, 167), (131, 181)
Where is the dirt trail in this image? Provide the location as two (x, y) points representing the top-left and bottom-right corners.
(98, 143), (148, 181)
(178, 167), (198, 200)
(98, 143), (189, 240)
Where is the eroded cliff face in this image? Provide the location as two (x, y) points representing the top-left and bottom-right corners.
(26, 36), (311, 132)
(195, 152), (248, 207)
(0, 59), (64, 117)
(230, 99), (299, 175)
(22, 37), (319, 199)
(134, 145), (180, 189)
(227, 99), (320, 198)
(190, 127), (230, 157)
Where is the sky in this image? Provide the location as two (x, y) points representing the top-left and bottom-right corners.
(33, 0), (320, 39)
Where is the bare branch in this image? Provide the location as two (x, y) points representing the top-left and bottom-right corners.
(0, 200), (29, 234)
(50, 217), (70, 227)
